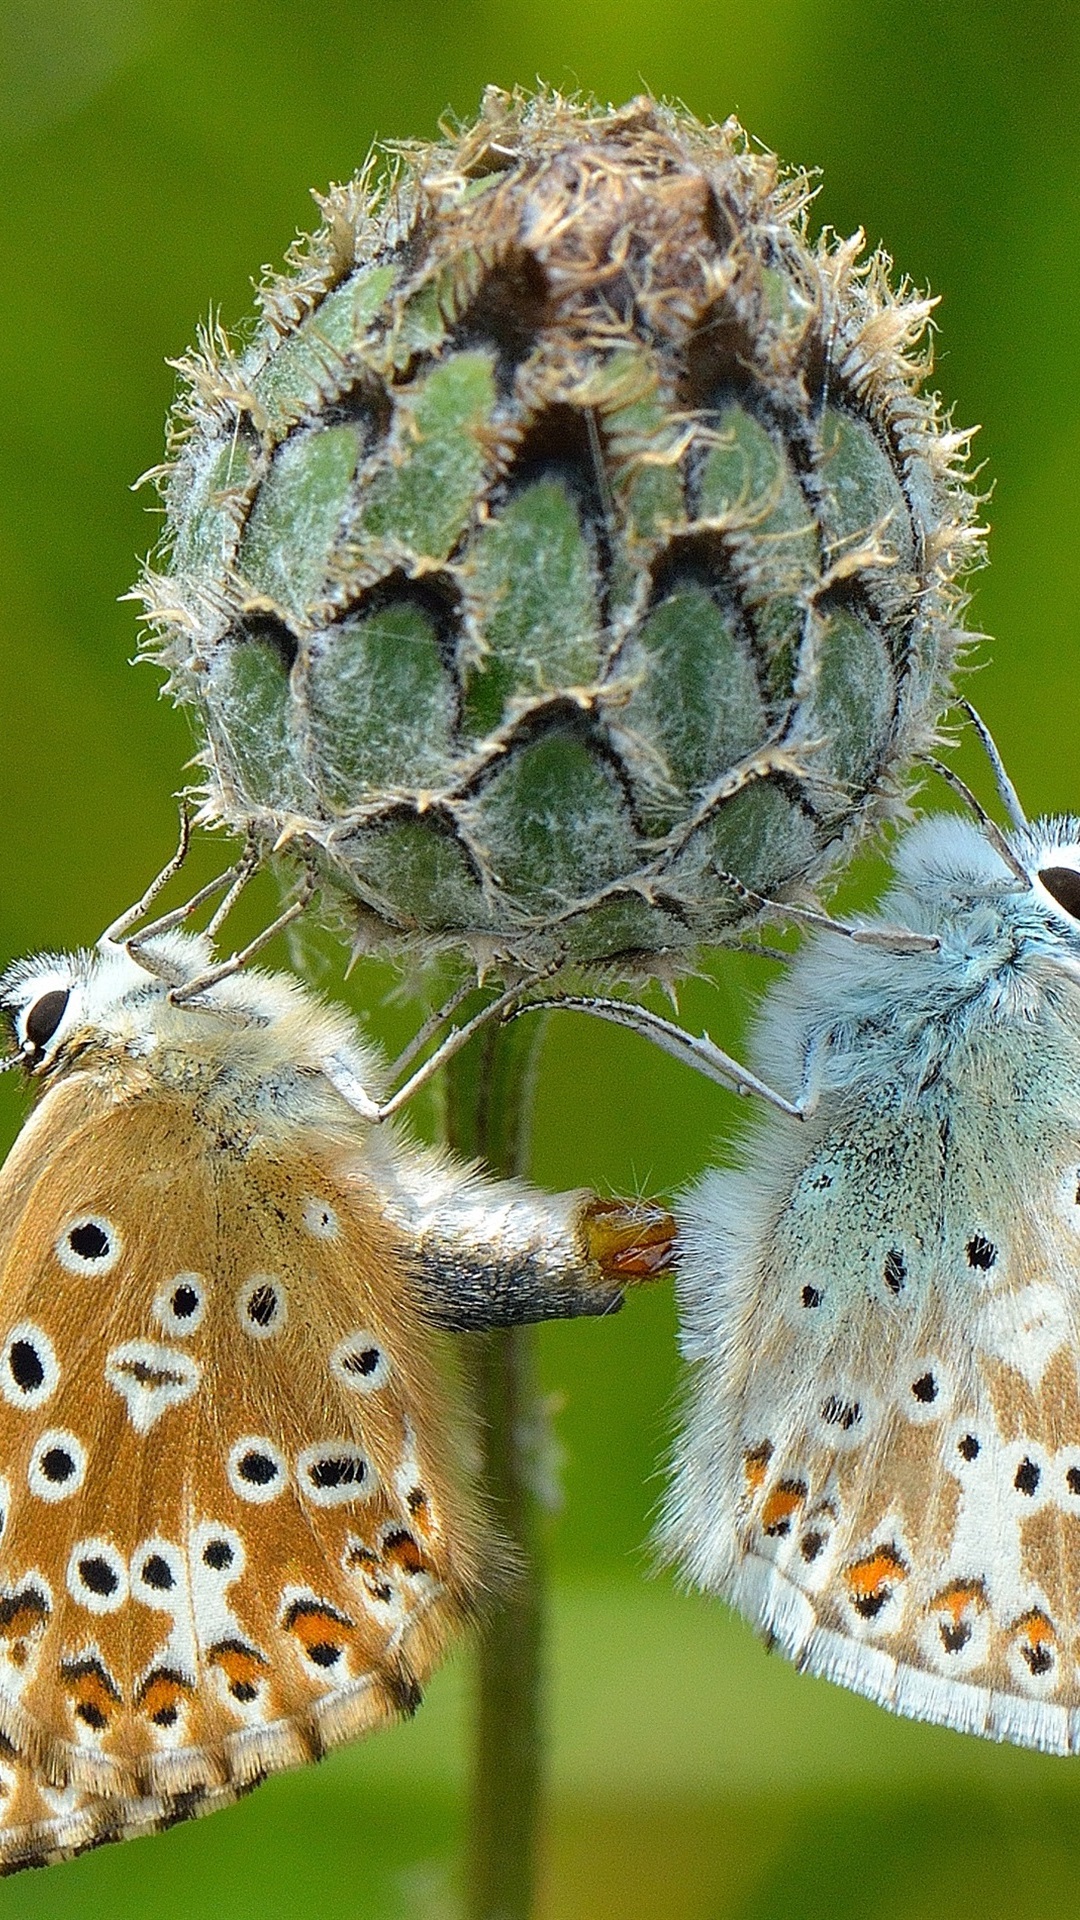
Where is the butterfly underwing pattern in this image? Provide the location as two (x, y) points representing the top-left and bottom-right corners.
(664, 810), (1080, 1753)
(0, 929), (671, 1872)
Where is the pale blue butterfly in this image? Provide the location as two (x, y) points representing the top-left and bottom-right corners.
(541, 712), (1080, 1751)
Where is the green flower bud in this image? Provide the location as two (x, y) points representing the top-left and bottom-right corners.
(139, 87), (984, 970)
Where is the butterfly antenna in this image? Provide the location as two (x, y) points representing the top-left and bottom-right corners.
(958, 700), (1029, 829)
(101, 804), (192, 944)
(507, 994), (804, 1119)
(925, 757), (1030, 886)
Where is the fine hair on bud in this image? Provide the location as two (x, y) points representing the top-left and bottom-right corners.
(138, 86), (986, 975)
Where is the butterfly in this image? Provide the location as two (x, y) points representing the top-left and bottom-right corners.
(0, 876), (672, 1873)
(664, 776), (1080, 1749)
(543, 713), (1080, 1752)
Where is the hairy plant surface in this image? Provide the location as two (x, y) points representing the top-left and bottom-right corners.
(140, 87), (984, 970)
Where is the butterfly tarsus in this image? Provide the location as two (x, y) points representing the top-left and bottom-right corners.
(116, 848), (266, 992)
(924, 758), (1030, 886)
(205, 837), (261, 938)
(381, 976), (490, 1085)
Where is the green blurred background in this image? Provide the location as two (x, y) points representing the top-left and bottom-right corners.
(0, 2), (1078, 1915)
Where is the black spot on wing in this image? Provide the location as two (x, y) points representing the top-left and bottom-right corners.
(966, 1234), (996, 1271)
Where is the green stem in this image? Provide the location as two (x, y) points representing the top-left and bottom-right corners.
(443, 1011), (547, 1920)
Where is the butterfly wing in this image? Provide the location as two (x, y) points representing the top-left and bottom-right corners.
(0, 1084), (484, 1861)
(668, 1089), (1080, 1751)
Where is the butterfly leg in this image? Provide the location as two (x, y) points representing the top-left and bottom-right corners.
(168, 872), (316, 1005)
(372, 977), (483, 1086)
(957, 699), (1028, 829)
(116, 836), (265, 986)
(101, 803), (193, 944)
(924, 758), (1029, 884)
(321, 973), (560, 1125)
(709, 866), (939, 955)
(506, 994), (806, 1118)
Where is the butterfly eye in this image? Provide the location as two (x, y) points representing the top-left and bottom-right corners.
(22, 987), (70, 1056)
(1038, 865), (1080, 920)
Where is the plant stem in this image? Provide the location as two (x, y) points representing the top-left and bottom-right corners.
(443, 1011), (547, 1920)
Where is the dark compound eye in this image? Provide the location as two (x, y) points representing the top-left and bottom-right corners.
(1039, 866), (1080, 920)
(23, 988), (70, 1055)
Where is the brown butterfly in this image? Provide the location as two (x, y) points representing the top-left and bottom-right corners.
(0, 914), (670, 1873)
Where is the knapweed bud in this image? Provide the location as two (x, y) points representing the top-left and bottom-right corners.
(139, 87), (984, 971)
